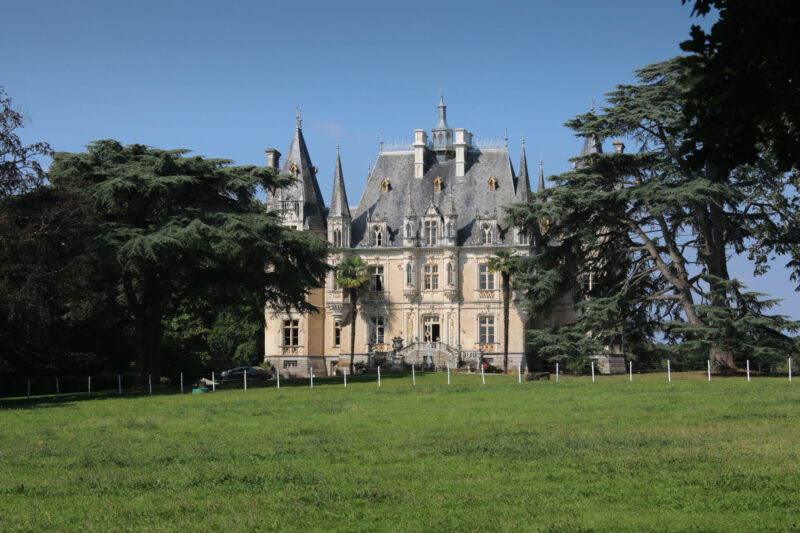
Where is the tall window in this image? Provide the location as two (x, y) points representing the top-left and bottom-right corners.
(517, 229), (529, 245)
(370, 265), (384, 291)
(333, 228), (342, 247)
(333, 321), (341, 347)
(425, 220), (438, 246)
(424, 264), (439, 290)
(283, 319), (299, 346)
(371, 225), (382, 246)
(406, 263), (413, 286)
(406, 223), (412, 238)
(479, 316), (495, 343)
(370, 317), (385, 344)
(479, 265), (495, 290)
(481, 223), (493, 244)
(446, 262), (454, 286)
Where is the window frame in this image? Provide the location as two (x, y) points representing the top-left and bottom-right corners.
(479, 264), (495, 290)
(479, 315), (495, 344)
(283, 319), (300, 346)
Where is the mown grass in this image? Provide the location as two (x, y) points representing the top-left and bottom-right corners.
(1, 372), (798, 531)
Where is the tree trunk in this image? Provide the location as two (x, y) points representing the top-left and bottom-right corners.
(349, 289), (357, 375)
(502, 273), (510, 373)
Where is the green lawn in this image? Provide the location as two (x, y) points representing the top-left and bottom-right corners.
(1, 372), (798, 531)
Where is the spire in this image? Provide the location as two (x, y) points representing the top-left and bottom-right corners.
(537, 159), (546, 201)
(329, 144), (350, 219)
(578, 100), (603, 160)
(432, 90), (453, 155)
(435, 89), (449, 131)
(296, 106), (302, 130)
(515, 136), (532, 203)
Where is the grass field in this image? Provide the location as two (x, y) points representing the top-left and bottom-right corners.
(1, 372), (799, 531)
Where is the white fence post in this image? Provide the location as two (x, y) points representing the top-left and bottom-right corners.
(629, 361), (633, 382)
(518, 363), (522, 384)
(747, 360), (750, 382)
(707, 360), (711, 382)
(790, 358), (793, 382)
(118, 375), (122, 395)
(88, 376), (91, 396)
(481, 363), (485, 385)
(412, 364), (416, 386)
(149, 374), (152, 395)
(212, 371), (216, 392)
(180, 372), (184, 393)
(591, 362), (595, 383)
(667, 360), (671, 382)
(556, 362), (559, 383)
(344, 367), (347, 388)
(309, 369), (313, 388)
(447, 363), (450, 386)
(378, 366), (381, 387)
(244, 370), (248, 390)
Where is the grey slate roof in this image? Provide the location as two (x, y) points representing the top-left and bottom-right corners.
(267, 124), (327, 231)
(329, 147), (350, 219)
(351, 148), (520, 248)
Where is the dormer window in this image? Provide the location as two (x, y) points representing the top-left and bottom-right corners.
(290, 163), (298, 178)
(481, 223), (493, 245)
(488, 176), (497, 191)
(433, 177), (443, 192)
(424, 220), (438, 246)
(381, 179), (390, 193)
(371, 225), (383, 246)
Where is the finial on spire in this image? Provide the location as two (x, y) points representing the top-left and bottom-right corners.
(336, 143), (340, 155)
(296, 106), (302, 129)
(439, 88), (444, 105)
(521, 134), (526, 147)
(380, 131), (384, 152)
(367, 157), (371, 177)
(590, 98), (595, 114)
(504, 128), (508, 148)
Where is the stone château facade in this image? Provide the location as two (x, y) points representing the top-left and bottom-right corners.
(264, 98), (581, 377)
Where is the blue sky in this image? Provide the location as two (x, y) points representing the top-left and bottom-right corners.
(2, 1), (797, 318)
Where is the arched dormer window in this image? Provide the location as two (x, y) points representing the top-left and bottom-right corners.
(405, 223), (412, 238)
(381, 179), (390, 193)
(371, 225), (383, 246)
(424, 220), (438, 246)
(481, 223), (493, 245)
(333, 228), (342, 247)
(447, 221), (454, 238)
(488, 176), (497, 191)
(433, 177), (443, 192)
(290, 163), (298, 178)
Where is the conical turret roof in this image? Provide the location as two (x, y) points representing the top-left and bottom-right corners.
(329, 145), (350, 219)
(515, 138), (532, 202)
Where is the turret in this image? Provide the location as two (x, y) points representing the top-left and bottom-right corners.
(327, 145), (351, 248)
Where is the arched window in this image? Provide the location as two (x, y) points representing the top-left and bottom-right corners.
(425, 220), (438, 246)
(406, 223), (412, 238)
(406, 264), (413, 286)
(446, 262), (453, 286)
(481, 223), (493, 244)
(488, 176), (497, 191)
(447, 221), (454, 238)
(333, 228), (341, 247)
(381, 179), (390, 193)
(433, 177), (443, 192)
(371, 225), (383, 246)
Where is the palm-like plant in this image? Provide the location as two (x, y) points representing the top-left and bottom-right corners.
(335, 255), (370, 374)
(488, 250), (520, 372)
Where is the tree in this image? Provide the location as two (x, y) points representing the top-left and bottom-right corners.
(680, 0), (800, 174)
(49, 140), (330, 381)
(335, 255), (369, 374)
(487, 250), (520, 372)
(508, 58), (798, 370)
(0, 86), (51, 198)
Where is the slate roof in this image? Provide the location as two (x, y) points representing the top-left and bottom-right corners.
(351, 148), (520, 248)
(266, 124), (327, 231)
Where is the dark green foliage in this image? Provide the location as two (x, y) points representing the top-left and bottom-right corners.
(48, 140), (329, 380)
(508, 58), (797, 370)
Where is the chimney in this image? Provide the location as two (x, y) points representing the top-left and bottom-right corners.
(265, 148), (281, 169)
(613, 140), (625, 154)
(413, 129), (428, 179)
(454, 128), (470, 177)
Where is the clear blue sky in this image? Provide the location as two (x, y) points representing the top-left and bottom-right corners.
(2, 1), (796, 319)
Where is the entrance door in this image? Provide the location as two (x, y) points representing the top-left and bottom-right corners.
(423, 316), (440, 342)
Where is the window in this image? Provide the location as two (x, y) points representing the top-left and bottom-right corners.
(446, 262), (453, 286)
(283, 319), (299, 346)
(290, 164), (298, 178)
(370, 317), (385, 344)
(406, 263), (413, 285)
(447, 221), (454, 239)
(425, 220), (438, 246)
(479, 265), (495, 290)
(424, 264), (439, 290)
(370, 265), (384, 292)
(371, 225), (383, 246)
(488, 176), (497, 191)
(283, 360), (298, 368)
(518, 229), (529, 245)
(405, 223), (412, 238)
(334, 321), (341, 347)
(433, 177), (443, 192)
(333, 228), (342, 247)
(381, 179), (390, 193)
(481, 223), (493, 245)
(479, 316), (495, 344)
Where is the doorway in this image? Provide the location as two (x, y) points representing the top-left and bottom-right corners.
(423, 316), (440, 342)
